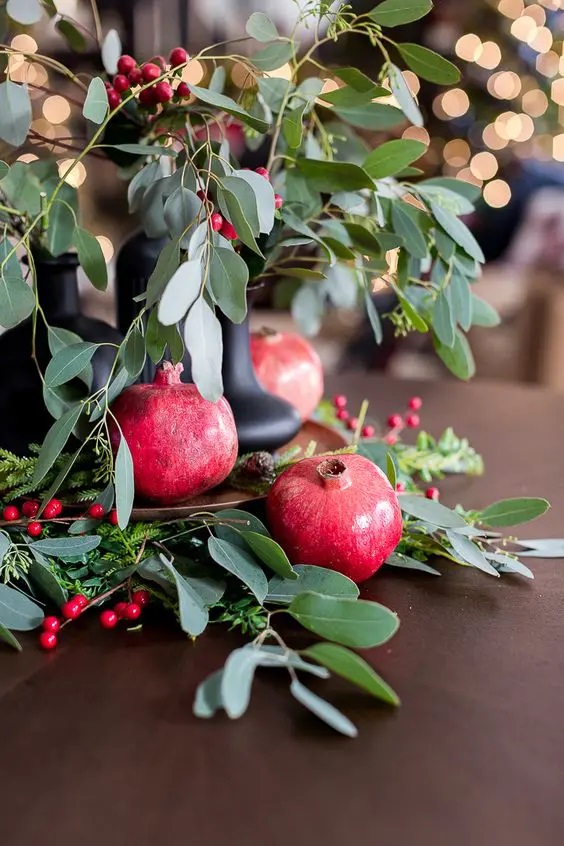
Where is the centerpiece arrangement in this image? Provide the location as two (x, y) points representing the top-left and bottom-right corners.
(0, 0), (560, 737)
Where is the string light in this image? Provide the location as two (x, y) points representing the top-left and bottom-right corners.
(521, 88), (549, 115)
(498, 0), (524, 19)
(483, 179), (512, 208)
(57, 159), (87, 188)
(476, 41), (502, 69)
(96, 236), (114, 262)
(536, 50), (559, 76)
(530, 26), (553, 53)
(443, 139), (471, 167)
(470, 151), (499, 179)
(43, 95), (71, 124)
(483, 123), (509, 150)
(440, 88), (470, 118)
(488, 71), (522, 99)
(455, 33), (482, 61)
(510, 16), (537, 43)
(181, 60), (204, 85)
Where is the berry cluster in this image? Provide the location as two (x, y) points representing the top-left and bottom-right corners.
(105, 47), (189, 111)
(1, 499), (119, 535)
(384, 396), (423, 446)
(38, 589), (151, 650)
(331, 395), (374, 438)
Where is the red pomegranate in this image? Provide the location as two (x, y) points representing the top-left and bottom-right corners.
(266, 454), (402, 583)
(109, 362), (238, 504)
(250, 328), (324, 421)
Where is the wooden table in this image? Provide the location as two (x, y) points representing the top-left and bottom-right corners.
(2, 376), (564, 846)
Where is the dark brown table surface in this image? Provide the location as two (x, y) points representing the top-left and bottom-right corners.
(2, 375), (563, 846)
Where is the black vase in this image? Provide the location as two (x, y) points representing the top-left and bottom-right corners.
(0, 252), (122, 455)
(115, 230), (301, 453)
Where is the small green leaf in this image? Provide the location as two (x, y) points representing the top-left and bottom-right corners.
(242, 531), (296, 579)
(101, 28), (122, 75)
(32, 404), (82, 485)
(423, 176), (482, 203)
(245, 11), (279, 41)
(445, 530), (499, 576)
(432, 291), (455, 347)
(364, 291), (383, 344)
(207, 537), (268, 603)
(0, 80), (32, 147)
(392, 202), (427, 259)
(0, 239), (34, 329)
(109, 143), (177, 157)
(513, 538), (564, 558)
(397, 291), (428, 333)
(303, 642), (400, 706)
(217, 184), (262, 256)
(234, 168), (275, 234)
(188, 84), (269, 134)
(283, 102), (307, 149)
(251, 41), (293, 72)
(193, 669), (224, 718)
(72, 227), (108, 291)
(7, 0), (42, 24)
(385, 452), (397, 487)
(291, 284), (324, 337)
(158, 555), (208, 636)
(83, 77), (108, 124)
(290, 678), (358, 738)
(145, 309), (166, 365)
(471, 294), (500, 327)
(433, 329), (475, 380)
(388, 63), (422, 127)
(333, 102), (405, 130)
(214, 509), (270, 549)
(478, 497), (550, 528)
(296, 159), (374, 192)
(288, 592), (399, 648)
(209, 247), (249, 324)
(45, 342), (97, 387)
(398, 43), (460, 85)
(399, 494), (468, 528)
(369, 0), (432, 27)
(146, 240), (180, 307)
(363, 139), (427, 179)
(28, 549), (68, 605)
(56, 18), (87, 51)
(115, 431), (134, 529)
(47, 199), (76, 257)
(158, 259), (202, 326)
(450, 273), (472, 331)
(0, 583), (44, 631)
(184, 298), (223, 402)
(267, 565), (359, 604)
(221, 646), (263, 718)
(31, 535), (101, 559)
(386, 552), (441, 575)
(431, 202), (484, 263)
(0, 622), (22, 651)
(219, 176), (260, 237)
(123, 327), (146, 378)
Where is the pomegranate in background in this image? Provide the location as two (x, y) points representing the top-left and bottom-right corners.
(266, 454), (402, 583)
(250, 328), (324, 422)
(109, 361), (238, 504)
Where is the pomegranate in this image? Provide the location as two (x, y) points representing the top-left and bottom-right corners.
(250, 328), (324, 421)
(266, 454), (402, 583)
(109, 361), (238, 504)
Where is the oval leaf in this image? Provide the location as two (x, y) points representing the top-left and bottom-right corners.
(207, 537), (268, 603)
(267, 564), (359, 604)
(33, 403), (82, 485)
(242, 531), (296, 579)
(123, 327), (146, 378)
(221, 646), (262, 718)
(388, 63), (422, 127)
(400, 494), (468, 528)
(83, 77), (109, 124)
(47, 199), (76, 257)
(0, 80), (32, 147)
(369, 0), (432, 27)
(251, 41), (293, 72)
(433, 329), (475, 380)
(445, 530), (499, 577)
(115, 431), (134, 529)
(363, 139), (427, 179)
(288, 592), (399, 648)
(101, 28), (122, 75)
(28, 550), (68, 606)
(398, 43), (460, 85)
(246, 11), (279, 41)
(478, 497), (550, 528)
(0, 622), (22, 652)
(7, 0), (42, 24)
(158, 556), (209, 636)
(188, 85), (268, 134)
(0, 583), (44, 631)
(290, 679), (358, 738)
(184, 298), (223, 402)
(31, 535), (101, 559)
(45, 342), (97, 387)
(296, 159), (374, 192)
(157, 259), (202, 326)
(303, 642), (400, 705)
(209, 247), (249, 324)
(72, 227), (108, 291)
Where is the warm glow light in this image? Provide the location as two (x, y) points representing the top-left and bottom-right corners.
(403, 70), (420, 96)
(483, 122), (509, 150)
(522, 88), (549, 115)
(402, 125), (430, 145)
(230, 62), (255, 89)
(10, 34), (38, 53)
(30, 118), (56, 141)
(455, 33), (482, 62)
(316, 78), (340, 106)
(498, 0), (524, 18)
(490, 71), (522, 99)
(470, 151), (498, 180)
(42, 95), (71, 124)
(17, 153), (39, 163)
(483, 179), (512, 208)
(551, 77), (564, 105)
(443, 139), (471, 167)
(441, 88), (470, 118)
(529, 25), (552, 53)
(372, 248), (399, 291)
(510, 16), (538, 43)
(553, 134), (564, 160)
(523, 3), (546, 24)
(476, 41), (502, 69)
(514, 113), (535, 141)
(536, 51), (559, 76)
(57, 158), (87, 188)
(181, 59), (204, 85)
(533, 133), (554, 160)
(96, 236), (114, 262)
(494, 111), (523, 140)
(457, 168), (483, 189)
(265, 63), (292, 80)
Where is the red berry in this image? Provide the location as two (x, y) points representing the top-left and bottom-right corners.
(39, 631), (57, 651)
(361, 425), (375, 438)
(22, 500), (39, 518)
(220, 220), (238, 240)
(274, 193), (284, 210)
(387, 414), (403, 429)
(107, 509), (119, 526)
(405, 413), (420, 428)
(87, 503), (105, 519)
(117, 54), (137, 75)
(49, 499), (63, 516)
(42, 616), (60, 633)
(347, 417), (359, 431)
(100, 609), (118, 629)
(384, 433), (398, 446)
(2, 505), (20, 522)
(128, 67), (143, 85)
(210, 212), (223, 231)
(123, 602), (141, 621)
(74, 594), (88, 610)
(169, 47), (188, 67)
(142, 62), (161, 82)
(26, 521), (42, 538)
(336, 409), (349, 422)
(197, 189), (208, 202)
(426, 486), (440, 501)
(395, 481), (406, 493)
(333, 395), (347, 409)
(408, 396), (422, 410)
(61, 600), (81, 621)
(42, 503), (58, 520)
(131, 589), (150, 608)
(113, 73), (130, 93)
(114, 601), (128, 619)
(138, 86), (156, 106)
(154, 81), (173, 103)
(104, 80), (112, 89)
(150, 55), (167, 70)
(255, 167), (270, 179)
(176, 81), (190, 97)
(107, 88), (121, 109)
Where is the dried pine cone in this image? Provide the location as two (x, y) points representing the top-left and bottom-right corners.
(240, 451), (276, 481)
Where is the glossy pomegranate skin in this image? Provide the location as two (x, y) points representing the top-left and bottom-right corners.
(250, 330), (324, 422)
(266, 454), (402, 583)
(109, 362), (238, 504)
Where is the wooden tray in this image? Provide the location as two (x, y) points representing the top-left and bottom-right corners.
(131, 419), (347, 521)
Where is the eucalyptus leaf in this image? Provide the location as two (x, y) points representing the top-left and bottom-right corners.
(303, 642), (400, 705)
(72, 227), (108, 291)
(27, 549), (66, 606)
(296, 159), (374, 192)
(31, 535), (101, 559)
(146, 240), (180, 308)
(7, 0), (42, 24)
(478, 498), (550, 528)
(445, 530), (499, 576)
(392, 202), (427, 259)
(252, 41), (293, 72)
(283, 102), (307, 149)
(83, 77), (109, 124)
(368, 0), (432, 27)
(267, 564), (359, 604)
(431, 202), (484, 263)
(163, 186), (203, 244)
(398, 43), (460, 85)
(364, 139), (426, 179)
(0, 583), (43, 631)
(56, 18), (86, 51)
(432, 291), (455, 347)
(233, 168), (275, 234)
(450, 274), (472, 331)
(365, 291), (383, 344)
(123, 327), (146, 378)
(471, 295), (501, 327)
(184, 298), (223, 402)
(193, 669), (224, 718)
(217, 185), (261, 256)
(0, 80), (32, 147)
(242, 532), (296, 579)
(288, 592), (399, 648)
(214, 509), (270, 549)
(158, 259), (202, 326)
(209, 247), (248, 323)
(221, 646), (263, 718)
(207, 537), (268, 603)
(101, 28), (122, 75)
(32, 404), (82, 485)
(513, 539), (564, 558)
(433, 330), (475, 380)
(333, 102), (404, 130)
(399, 494), (468, 528)
(158, 555), (209, 636)
(388, 63), (422, 127)
(245, 11), (279, 41)
(115, 431), (134, 529)
(47, 200), (76, 257)
(0, 239), (34, 329)
(291, 284), (324, 337)
(188, 85), (269, 134)
(45, 342), (97, 387)
(290, 679), (358, 738)
(485, 553), (534, 579)
(386, 552), (441, 576)
(0, 623), (22, 652)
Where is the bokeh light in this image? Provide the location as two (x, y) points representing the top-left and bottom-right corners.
(470, 151), (499, 180)
(488, 71), (521, 99)
(401, 125), (430, 145)
(443, 139), (471, 167)
(457, 168), (483, 189)
(498, 0), (525, 19)
(57, 159), (87, 188)
(96, 236), (114, 262)
(181, 59), (204, 85)
(552, 133), (564, 160)
(483, 179), (512, 207)
(455, 33), (482, 62)
(476, 41), (502, 69)
(483, 123), (509, 150)
(536, 51), (559, 76)
(10, 34), (38, 53)
(43, 95), (71, 124)
(522, 88), (549, 115)
(440, 89), (470, 118)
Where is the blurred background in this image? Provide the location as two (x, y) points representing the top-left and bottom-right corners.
(7, 0), (564, 388)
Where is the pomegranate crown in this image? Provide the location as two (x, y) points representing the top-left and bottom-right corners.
(154, 361), (184, 386)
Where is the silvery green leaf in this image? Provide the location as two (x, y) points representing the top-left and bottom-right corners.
(115, 431), (134, 529)
(324, 263), (358, 310)
(399, 494), (468, 528)
(158, 259), (202, 326)
(445, 530), (499, 577)
(0, 533), (10, 567)
(127, 162), (160, 213)
(257, 645), (330, 678)
(123, 327), (146, 378)
(0, 237), (34, 329)
(83, 77), (108, 125)
(163, 186), (203, 242)
(485, 553), (534, 579)
(0, 81), (32, 146)
(158, 555), (209, 636)
(219, 176), (260, 236)
(233, 168), (275, 234)
(364, 291), (383, 344)
(101, 29), (122, 75)
(209, 247), (248, 324)
(267, 565), (359, 604)
(31, 535), (101, 559)
(140, 177), (171, 239)
(7, 0), (42, 24)
(187, 221), (208, 260)
(193, 669), (224, 718)
(245, 11), (279, 41)
(209, 66), (226, 94)
(146, 240), (179, 307)
(207, 537), (268, 603)
(33, 404), (82, 485)
(291, 284), (324, 337)
(331, 191), (369, 214)
(0, 584), (43, 631)
(388, 63), (422, 127)
(386, 552), (441, 575)
(221, 646), (263, 718)
(184, 299), (223, 401)
(290, 679), (358, 738)
(45, 342), (97, 387)
(513, 538), (564, 558)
